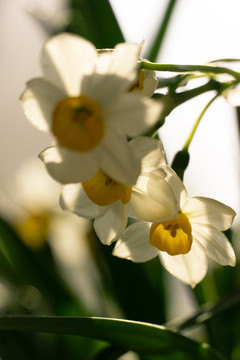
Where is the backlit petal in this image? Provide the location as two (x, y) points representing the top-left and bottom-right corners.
(132, 70), (158, 97)
(20, 78), (65, 131)
(224, 85), (240, 106)
(60, 183), (104, 219)
(129, 136), (167, 172)
(159, 240), (208, 288)
(192, 223), (236, 266)
(183, 196), (236, 231)
(94, 202), (129, 245)
(81, 73), (131, 108)
(82, 43), (142, 106)
(131, 170), (177, 222)
(97, 42), (141, 81)
(113, 222), (159, 262)
(164, 167), (187, 208)
(104, 93), (163, 137)
(98, 128), (140, 186)
(41, 33), (97, 95)
(39, 146), (98, 183)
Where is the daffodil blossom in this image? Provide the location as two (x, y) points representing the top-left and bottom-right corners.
(60, 136), (178, 245)
(223, 84), (240, 106)
(20, 33), (164, 185)
(113, 167), (236, 287)
(130, 69), (158, 97)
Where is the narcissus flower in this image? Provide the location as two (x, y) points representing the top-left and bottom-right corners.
(20, 33), (163, 185)
(113, 167), (236, 287)
(60, 136), (177, 245)
(130, 69), (158, 97)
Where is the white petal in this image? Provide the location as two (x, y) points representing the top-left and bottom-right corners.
(131, 169), (177, 222)
(81, 73), (131, 108)
(95, 50), (115, 73)
(129, 136), (167, 172)
(192, 223), (236, 266)
(94, 202), (129, 245)
(20, 78), (65, 131)
(159, 240), (208, 288)
(41, 33), (97, 95)
(97, 42), (141, 81)
(104, 93), (163, 137)
(183, 196), (236, 231)
(98, 128), (140, 185)
(81, 43), (141, 107)
(164, 166), (188, 208)
(39, 146), (98, 184)
(141, 70), (158, 97)
(132, 70), (158, 97)
(224, 85), (240, 106)
(113, 222), (159, 262)
(60, 183), (103, 219)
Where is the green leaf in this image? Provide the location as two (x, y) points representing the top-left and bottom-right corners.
(0, 316), (226, 359)
(90, 345), (128, 360)
(88, 234), (166, 325)
(65, 0), (124, 47)
(147, 0), (178, 61)
(0, 331), (31, 360)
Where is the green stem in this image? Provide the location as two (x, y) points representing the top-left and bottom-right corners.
(183, 93), (219, 151)
(168, 288), (240, 332)
(147, 0), (178, 61)
(170, 80), (220, 106)
(141, 61), (240, 81)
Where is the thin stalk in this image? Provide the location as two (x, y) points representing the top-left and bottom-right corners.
(147, 0), (178, 61)
(183, 94), (219, 151)
(170, 80), (220, 106)
(167, 288), (240, 332)
(141, 61), (240, 82)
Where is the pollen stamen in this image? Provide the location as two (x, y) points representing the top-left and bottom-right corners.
(82, 169), (132, 206)
(149, 213), (193, 255)
(52, 96), (104, 152)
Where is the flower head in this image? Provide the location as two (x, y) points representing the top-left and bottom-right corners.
(113, 167), (236, 287)
(60, 136), (178, 245)
(20, 33), (163, 185)
(130, 69), (158, 97)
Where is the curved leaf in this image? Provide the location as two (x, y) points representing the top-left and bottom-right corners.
(0, 316), (226, 359)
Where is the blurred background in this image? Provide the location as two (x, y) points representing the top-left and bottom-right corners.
(0, 1), (240, 359)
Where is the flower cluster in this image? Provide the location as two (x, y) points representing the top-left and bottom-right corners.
(20, 33), (236, 287)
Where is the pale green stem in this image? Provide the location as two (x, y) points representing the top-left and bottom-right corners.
(141, 61), (240, 82)
(183, 94), (219, 151)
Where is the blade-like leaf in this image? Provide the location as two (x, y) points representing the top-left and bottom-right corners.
(89, 236), (166, 325)
(0, 316), (226, 360)
(147, 0), (178, 61)
(66, 0), (124, 47)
